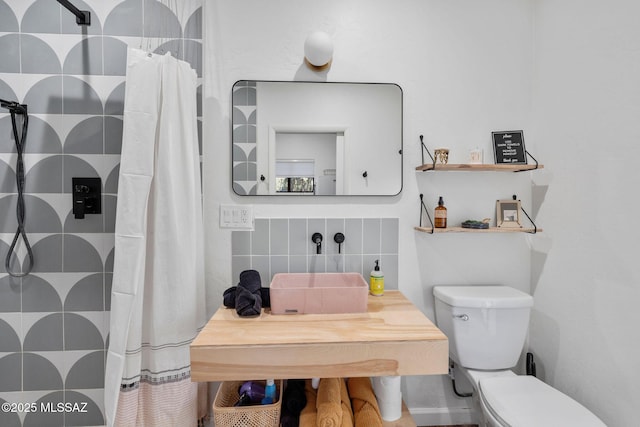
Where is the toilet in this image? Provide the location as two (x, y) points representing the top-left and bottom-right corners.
(433, 285), (606, 427)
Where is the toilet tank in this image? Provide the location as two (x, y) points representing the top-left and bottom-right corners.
(433, 286), (534, 370)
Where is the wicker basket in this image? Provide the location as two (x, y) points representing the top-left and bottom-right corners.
(213, 380), (283, 427)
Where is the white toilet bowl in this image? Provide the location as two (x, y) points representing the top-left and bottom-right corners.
(463, 368), (606, 427)
(434, 286), (607, 427)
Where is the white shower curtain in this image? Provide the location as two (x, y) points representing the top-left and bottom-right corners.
(105, 48), (206, 427)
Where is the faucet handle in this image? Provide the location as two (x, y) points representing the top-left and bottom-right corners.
(333, 233), (345, 253)
(312, 233), (323, 254)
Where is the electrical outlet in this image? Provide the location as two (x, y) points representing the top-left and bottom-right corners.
(220, 205), (254, 230)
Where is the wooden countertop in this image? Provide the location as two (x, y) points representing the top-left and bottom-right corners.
(190, 290), (448, 382)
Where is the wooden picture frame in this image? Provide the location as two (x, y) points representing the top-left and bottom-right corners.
(496, 199), (522, 228)
(492, 130), (527, 164)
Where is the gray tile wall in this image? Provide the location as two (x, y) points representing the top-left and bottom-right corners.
(0, 1), (202, 426)
(232, 218), (399, 289)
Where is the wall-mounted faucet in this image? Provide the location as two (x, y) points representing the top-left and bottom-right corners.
(312, 233), (323, 254)
(334, 232), (345, 253)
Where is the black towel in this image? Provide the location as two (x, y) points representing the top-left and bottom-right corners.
(239, 269), (261, 293)
(223, 269), (271, 314)
(223, 287), (271, 309)
(280, 379), (307, 427)
(227, 270), (263, 317)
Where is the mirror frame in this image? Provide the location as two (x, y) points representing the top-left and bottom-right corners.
(231, 80), (403, 196)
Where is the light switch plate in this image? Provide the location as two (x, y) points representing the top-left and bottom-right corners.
(220, 205), (254, 230)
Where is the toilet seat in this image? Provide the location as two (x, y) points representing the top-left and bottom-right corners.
(478, 376), (606, 427)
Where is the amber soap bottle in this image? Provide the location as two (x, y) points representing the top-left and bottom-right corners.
(434, 196), (447, 228)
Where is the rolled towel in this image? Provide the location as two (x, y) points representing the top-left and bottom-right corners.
(235, 269), (263, 316)
(347, 377), (383, 427)
(316, 378), (342, 427)
(340, 378), (354, 427)
(235, 284), (262, 316)
(299, 380), (317, 427)
(239, 269), (261, 293)
(222, 286), (271, 308)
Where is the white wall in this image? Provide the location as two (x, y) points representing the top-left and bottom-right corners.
(204, 0), (535, 424)
(530, 1), (640, 426)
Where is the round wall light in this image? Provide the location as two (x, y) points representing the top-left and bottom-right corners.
(304, 31), (333, 71)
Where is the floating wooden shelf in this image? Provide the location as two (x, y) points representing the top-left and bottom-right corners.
(191, 291), (448, 382)
(415, 163), (543, 172)
(415, 226), (542, 234)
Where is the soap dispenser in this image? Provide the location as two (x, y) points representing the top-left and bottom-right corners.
(434, 196), (447, 228)
(370, 260), (384, 296)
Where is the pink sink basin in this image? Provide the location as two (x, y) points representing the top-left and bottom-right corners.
(270, 272), (369, 314)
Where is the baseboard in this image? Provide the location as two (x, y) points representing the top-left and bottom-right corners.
(408, 406), (476, 426)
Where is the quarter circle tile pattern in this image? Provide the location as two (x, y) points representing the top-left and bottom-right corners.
(64, 116), (104, 154)
(23, 313), (63, 351)
(64, 312), (104, 350)
(103, 37), (128, 76)
(1, 0), (203, 424)
(62, 76), (104, 114)
(0, 239), (20, 274)
(105, 82), (125, 115)
(21, 0), (61, 34)
(0, 354), (21, 392)
(21, 116), (63, 153)
(63, 37), (103, 76)
(23, 76), (63, 114)
(0, 1), (19, 32)
(23, 352), (63, 391)
(0, 79), (18, 104)
(20, 34), (62, 74)
(103, 0), (143, 37)
(63, 234), (103, 272)
(24, 155), (63, 193)
(0, 397), (21, 426)
(105, 116), (124, 153)
(65, 350), (104, 388)
(0, 34), (20, 73)
(144, 0), (182, 38)
(22, 274), (63, 312)
(62, 390), (105, 426)
(0, 195), (64, 233)
(0, 275), (21, 311)
(64, 273), (104, 311)
(0, 160), (15, 192)
(185, 7), (203, 39)
(104, 194), (117, 233)
(30, 234), (63, 272)
(0, 319), (21, 351)
(0, 116), (62, 154)
(105, 164), (120, 193)
(23, 392), (64, 426)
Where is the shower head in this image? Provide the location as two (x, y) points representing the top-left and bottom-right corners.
(0, 98), (27, 114)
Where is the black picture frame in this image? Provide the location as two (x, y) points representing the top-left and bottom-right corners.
(492, 130), (527, 164)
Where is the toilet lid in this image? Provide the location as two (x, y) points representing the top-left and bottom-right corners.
(479, 376), (606, 427)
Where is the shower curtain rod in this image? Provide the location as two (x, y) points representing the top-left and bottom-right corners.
(56, 0), (91, 26)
